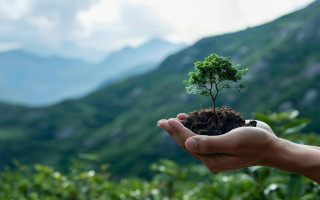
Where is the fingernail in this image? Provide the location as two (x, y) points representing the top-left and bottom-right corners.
(186, 138), (198, 150)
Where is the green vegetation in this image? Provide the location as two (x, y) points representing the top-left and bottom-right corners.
(1, 110), (318, 199)
(1, 158), (320, 200)
(255, 109), (311, 137)
(0, 1), (320, 177)
(185, 53), (248, 111)
(0, 1), (320, 194)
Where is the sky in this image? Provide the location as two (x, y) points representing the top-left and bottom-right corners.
(0, 0), (315, 63)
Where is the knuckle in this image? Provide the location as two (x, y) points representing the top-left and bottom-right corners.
(202, 137), (214, 152)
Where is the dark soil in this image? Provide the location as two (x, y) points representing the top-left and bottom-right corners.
(182, 107), (256, 136)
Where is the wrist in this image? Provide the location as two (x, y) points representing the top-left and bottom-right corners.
(267, 138), (320, 183)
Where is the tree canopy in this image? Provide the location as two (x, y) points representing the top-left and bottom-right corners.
(184, 53), (248, 112)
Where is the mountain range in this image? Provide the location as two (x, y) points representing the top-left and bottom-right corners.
(0, 39), (185, 106)
(0, 1), (319, 177)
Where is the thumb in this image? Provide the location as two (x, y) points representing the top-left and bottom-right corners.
(185, 135), (236, 154)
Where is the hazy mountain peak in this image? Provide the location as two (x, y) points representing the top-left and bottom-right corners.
(96, 38), (186, 77)
(140, 38), (179, 48)
(0, 39), (186, 106)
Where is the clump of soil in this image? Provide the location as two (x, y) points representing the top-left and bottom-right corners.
(182, 107), (256, 136)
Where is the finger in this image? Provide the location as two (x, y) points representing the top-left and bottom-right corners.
(159, 119), (200, 160)
(158, 120), (175, 135)
(201, 154), (241, 174)
(185, 133), (237, 154)
(157, 119), (166, 127)
(189, 152), (201, 161)
(177, 113), (188, 120)
(167, 119), (196, 152)
(158, 119), (194, 146)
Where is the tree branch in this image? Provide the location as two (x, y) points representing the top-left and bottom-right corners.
(219, 82), (230, 91)
(216, 79), (222, 86)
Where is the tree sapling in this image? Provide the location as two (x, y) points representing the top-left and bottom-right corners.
(182, 53), (256, 136)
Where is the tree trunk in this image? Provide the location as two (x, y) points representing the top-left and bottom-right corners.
(213, 100), (215, 114)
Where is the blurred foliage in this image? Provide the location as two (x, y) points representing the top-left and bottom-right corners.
(255, 109), (310, 137)
(1, 111), (320, 199)
(1, 155), (319, 199)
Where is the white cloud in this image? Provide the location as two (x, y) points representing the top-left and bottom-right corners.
(124, 0), (315, 43)
(74, 0), (175, 53)
(0, 42), (21, 52)
(0, 0), (315, 62)
(78, 0), (121, 33)
(0, 0), (34, 20)
(0, 0), (103, 62)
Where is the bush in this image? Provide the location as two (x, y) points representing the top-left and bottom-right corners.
(1, 110), (319, 200)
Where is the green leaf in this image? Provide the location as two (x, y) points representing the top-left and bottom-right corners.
(283, 118), (310, 131)
(286, 110), (299, 119)
(286, 174), (306, 199)
(283, 122), (308, 135)
(254, 113), (275, 131)
(183, 53), (248, 107)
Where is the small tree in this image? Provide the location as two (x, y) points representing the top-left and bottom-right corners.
(184, 53), (248, 113)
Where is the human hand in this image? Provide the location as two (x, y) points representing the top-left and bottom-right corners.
(157, 113), (279, 173)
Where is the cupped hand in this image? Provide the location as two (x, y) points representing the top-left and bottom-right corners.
(157, 113), (279, 174)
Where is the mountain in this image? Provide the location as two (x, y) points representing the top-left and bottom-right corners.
(21, 41), (109, 64)
(0, 51), (93, 105)
(96, 38), (186, 87)
(0, 39), (185, 106)
(0, 1), (320, 177)
(100, 38), (186, 70)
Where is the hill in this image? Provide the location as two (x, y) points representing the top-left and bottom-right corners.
(0, 39), (184, 106)
(0, 51), (92, 105)
(97, 38), (186, 87)
(0, 1), (319, 177)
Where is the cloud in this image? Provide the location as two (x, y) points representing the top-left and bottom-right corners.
(78, 0), (121, 31)
(0, 0), (33, 20)
(0, 42), (21, 52)
(0, 0), (173, 62)
(0, 0), (315, 62)
(125, 0), (315, 43)
(120, 2), (173, 36)
(0, 0), (103, 62)
(76, 0), (174, 50)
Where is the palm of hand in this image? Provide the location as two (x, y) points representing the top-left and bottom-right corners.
(158, 114), (277, 174)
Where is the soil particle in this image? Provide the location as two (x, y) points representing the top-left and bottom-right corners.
(182, 107), (256, 136)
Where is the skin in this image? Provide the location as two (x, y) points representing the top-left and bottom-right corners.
(157, 113), (320, 184)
